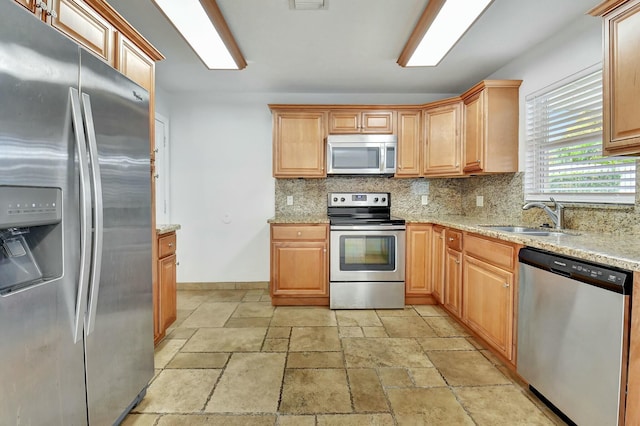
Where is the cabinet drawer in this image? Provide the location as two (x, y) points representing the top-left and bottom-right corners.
(464, 233), (515, 270)
(272, 224), (327, 240)
(445, 229), (462, 251)
(158, 232), (176, 258)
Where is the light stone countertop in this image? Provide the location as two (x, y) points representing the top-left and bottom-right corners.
(157, 224), (181, 235)
(269, 214), (640, 272)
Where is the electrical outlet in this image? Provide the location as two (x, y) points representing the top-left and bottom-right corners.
(476, 195), (484, 207)
(421, 195), (429, 205)
(286, 195), (293, 206)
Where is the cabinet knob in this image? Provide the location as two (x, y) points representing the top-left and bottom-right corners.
(176, 261), (180, 266)
(154, 173), (159, 179)
(455, 259), (460, 264)
(398, 165), (402, 169)
(168, 243), (173, 247)
(45, 8), (57, 17)
(297, 231), (302, 236)
(503, 283), (510, 288)
(448, 237), (454, 242)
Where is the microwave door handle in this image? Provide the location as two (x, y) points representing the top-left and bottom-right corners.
(380, 145), (386, 173)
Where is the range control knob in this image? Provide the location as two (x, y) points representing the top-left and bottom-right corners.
(374, 197), (379, 202)
(340, 197), (345, 202)
(382, 197), (386, 202)
(333, 197), (338, 202)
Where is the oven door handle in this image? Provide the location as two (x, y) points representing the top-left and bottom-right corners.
(330, 225), (406, 231)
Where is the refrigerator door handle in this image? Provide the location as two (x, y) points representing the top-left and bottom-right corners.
(81, 92), (104, 336)
(69, 88), (92, 343)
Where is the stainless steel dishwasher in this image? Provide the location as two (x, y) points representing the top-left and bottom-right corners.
(518, 247), (632, 426)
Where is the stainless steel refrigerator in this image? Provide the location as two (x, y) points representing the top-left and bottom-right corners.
(0, 0), (154, 424)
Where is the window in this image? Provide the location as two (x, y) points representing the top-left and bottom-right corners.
(525, 65), (636, 204)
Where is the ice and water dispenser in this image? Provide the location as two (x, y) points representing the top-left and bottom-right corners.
(0, 186), (63, 295)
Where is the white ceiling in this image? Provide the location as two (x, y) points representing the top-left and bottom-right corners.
(104, 0), (602, 95)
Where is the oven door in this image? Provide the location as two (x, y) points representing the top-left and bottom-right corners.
(330, 225), (405, 282)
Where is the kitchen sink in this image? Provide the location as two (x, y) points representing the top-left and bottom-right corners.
(478, 225), (574, 237)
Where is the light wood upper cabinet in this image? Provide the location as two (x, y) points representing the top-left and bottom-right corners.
(461, 80), (521, 174)
(396, 110), (422, 177)
(272, 110), (327, 178)
(591, 0), (640, 155)
(15, 0), (45, 19)
(270, 224), (329, 306)
(462, 233), (518, 361)
(50, 0), (114, 65)
(329, 110), (395, 134)
(115, 33), (154, 91)
(405, 224), (433, 304)
(423, 99), (463, 177)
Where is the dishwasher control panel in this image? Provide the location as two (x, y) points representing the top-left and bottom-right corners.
(519, 247), (632, 294)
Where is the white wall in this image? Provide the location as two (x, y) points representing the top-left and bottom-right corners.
(164, 92), (451, 283)
(161, 14), (601, 283)
(488, 14), (602, 170)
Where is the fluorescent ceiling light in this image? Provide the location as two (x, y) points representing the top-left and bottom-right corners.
(398, 0), (493, 67)
(152, 0), (246, 70)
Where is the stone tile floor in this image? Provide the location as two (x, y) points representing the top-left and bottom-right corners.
(122, 287), (565, 425)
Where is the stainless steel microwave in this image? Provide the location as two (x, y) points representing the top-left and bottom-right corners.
(326, 134), (397, 175)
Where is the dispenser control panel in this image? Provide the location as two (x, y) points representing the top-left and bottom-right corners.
(0, 186), (62, 228)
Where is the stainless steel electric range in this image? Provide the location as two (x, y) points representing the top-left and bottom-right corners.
(327, 192), (406, 309)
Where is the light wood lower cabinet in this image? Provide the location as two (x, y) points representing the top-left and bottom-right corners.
(443, 229), (463, 317)
(462, 233), (518, 362)
(405, 224), (435, 304)
(270, 224), (328, 305)
(431, 226), (445, 303)
(154, 231), (177, 345)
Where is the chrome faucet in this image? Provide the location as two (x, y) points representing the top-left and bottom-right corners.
(522, 197), (565, 230)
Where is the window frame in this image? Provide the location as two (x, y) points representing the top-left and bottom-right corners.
(524, 64), (636, 205)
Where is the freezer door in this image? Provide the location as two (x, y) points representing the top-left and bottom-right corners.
(79, 50), (154, 425)
(0, 1), (87, 425)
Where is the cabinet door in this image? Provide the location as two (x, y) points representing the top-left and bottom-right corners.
(396, 110), (422, 177)
(159, 253), (177, 331)
(444, 247), (462, 318)
(328, 110), (394, 134)
(463, 255), (514, 360)
(361, 111), (394, 133)
(273, 111), (326, 177)
(271, 241), (328, 296)
(423, 102), (463, 176)
(329, 111), (360, 133)
(405, 224), (432, 299)
(115, 33), (153, 91)
(463, 93), (483, 172)
(603, 0), (640, 155)
(431, 226), (445, 303)
(50, 0), (114, 65)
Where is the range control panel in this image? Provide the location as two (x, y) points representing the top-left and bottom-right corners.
(328, 192), (390, 207)
(0, 186), (62, 228)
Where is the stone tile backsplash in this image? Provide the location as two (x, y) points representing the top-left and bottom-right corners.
(275, 165), (640, 234)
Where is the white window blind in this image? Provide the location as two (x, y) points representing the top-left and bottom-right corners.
(525, 66), (636, 204)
